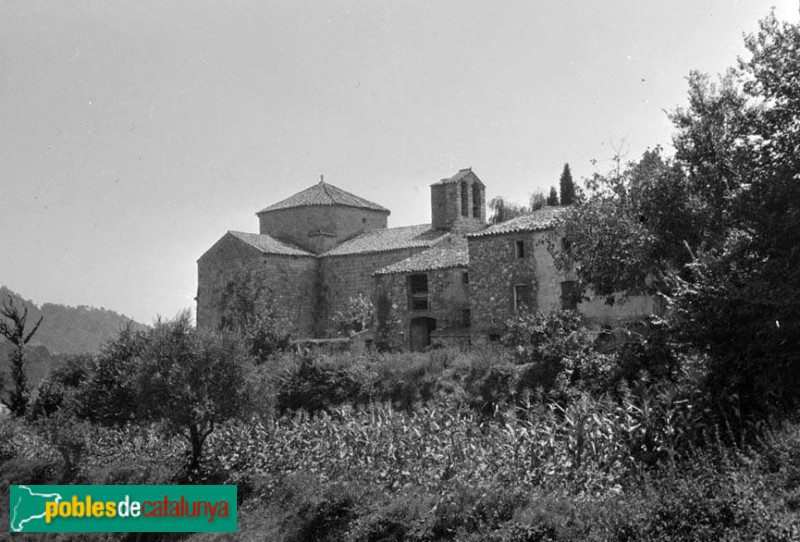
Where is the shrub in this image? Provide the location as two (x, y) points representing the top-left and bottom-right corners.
(29, 354), (91, 419)
(331, 294), (374, 337)
(502, 310), (584, 363)
(276, 354), (372, 415)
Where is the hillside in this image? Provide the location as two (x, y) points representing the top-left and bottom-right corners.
(0, 286), (148, 356)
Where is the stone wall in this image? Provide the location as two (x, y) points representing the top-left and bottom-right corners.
(468, 230), (568, 341)
(196, 235), (317, 336)
(372, 266), (470, 349)
(258, 206), (388, 254)
(431, 176), (485, 233)
(318, 248), (423, 335)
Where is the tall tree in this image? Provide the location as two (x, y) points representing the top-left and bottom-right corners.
(559, 163), (576, 205)
(0, 296), (43, 416)
(546, 186), (559, 206)
(554, 11), (800, 419)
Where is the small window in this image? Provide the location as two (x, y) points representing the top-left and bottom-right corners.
(560, 281), (580, 310)
(514, 284), (533, 312)
(515, 240), (525, 259)
(462, 272), (469, 284)
(409, 274), (429, 311)
(462, 308), (471, 327)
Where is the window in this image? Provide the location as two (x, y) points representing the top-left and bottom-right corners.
(460, 180), (469, 217)
(461, 308), (471, 327)
(515, 240), (525, 259)
(472, 185), (482, 219)
(560, 281), (580, 310)
(408, 274), (429, 311)
(462, 272), (469, 284)
(514, 284), (533, 312)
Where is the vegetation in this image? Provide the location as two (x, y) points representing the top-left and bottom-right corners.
(0, 295), (43, 416)
(558, 163), (576, 206)
(2, 10), (798, 542)
(554, 11), (800, 424)
(546, 186), (559, 206)
(0, 286), (147, 356)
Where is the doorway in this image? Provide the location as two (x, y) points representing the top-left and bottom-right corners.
(409, 317), (437, 351)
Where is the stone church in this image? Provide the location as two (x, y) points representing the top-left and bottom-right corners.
(197, 169), (658, 350)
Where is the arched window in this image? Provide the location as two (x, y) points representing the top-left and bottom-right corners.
(472, 184), (482, 219)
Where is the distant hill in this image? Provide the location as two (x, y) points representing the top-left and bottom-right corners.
(0, 286), (148, 356)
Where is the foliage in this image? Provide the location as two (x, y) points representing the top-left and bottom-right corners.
(374, 291), (403, 352)
(242, 307), (294, 363)
(28, 354), (91, 420)
(331, 294), (374, 337)
(558, 163), (576, 206)
(529, 191), (546, 212)
(275, 354), (371, 415)
(0, 294), (44, 416)
(488, 196), (531, 225)
(551, 148), (696, 299)
(665, 13), (800, 419)
(75, 325), (145, 426)
(546, 186), (559, 206)
(502, 310), (584, 364)
(549, 12), (800, 424)
(218, 272), (294, 362)
(135, 311), (253, 475)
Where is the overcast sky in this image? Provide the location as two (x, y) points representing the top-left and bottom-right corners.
(0, 1), (797, 324)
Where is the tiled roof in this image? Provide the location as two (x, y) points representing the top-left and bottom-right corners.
(375, 235), (468, 275)
(228, 231), (313, 257)
(258, 180), (390, 213)
(322, 224), (447, 257)
(467, 207), (568, 237)
(432, 168), (477, 185)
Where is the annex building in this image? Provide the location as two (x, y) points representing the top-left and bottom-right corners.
(197, 169), (658, 350)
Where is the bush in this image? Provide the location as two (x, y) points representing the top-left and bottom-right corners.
(276, 354), (372, 415)
(502, 310), (584, 364)
(29, 354), (91, 419)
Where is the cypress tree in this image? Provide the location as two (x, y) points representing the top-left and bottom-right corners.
(546, 186), (559, 206)
(559, 163), (576, 205)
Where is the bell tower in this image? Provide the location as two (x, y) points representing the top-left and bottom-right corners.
(430, 168), (486, 233)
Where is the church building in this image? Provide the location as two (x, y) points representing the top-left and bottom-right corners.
(197, 169), (659, 350)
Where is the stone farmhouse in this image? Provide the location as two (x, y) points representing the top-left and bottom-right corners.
(197, 169), (658, 350)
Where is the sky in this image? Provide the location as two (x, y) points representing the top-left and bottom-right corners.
(0, 0), (797, 324)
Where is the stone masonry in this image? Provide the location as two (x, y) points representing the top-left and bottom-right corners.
(197, 168), (660, 349)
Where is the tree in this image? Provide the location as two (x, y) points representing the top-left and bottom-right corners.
(529, 191), (546, 211)
(546, 186), (559, 206)
(76, 325), (146, 425)
(487, 196), (529, 224)
(135, 312), (253, 475)
(554, 11), (800, 419)
(219, 271), (293, 362)
(559, 163), (576, 205)
(667, 12), (800, 417)
(0, 296), (43, 416)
